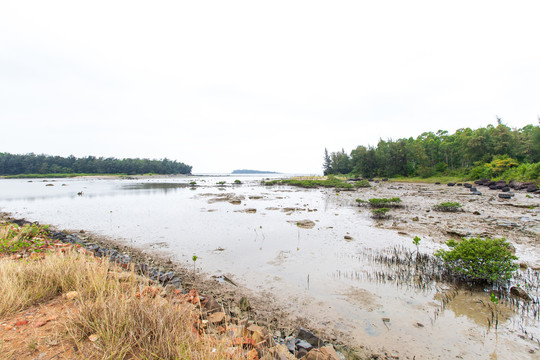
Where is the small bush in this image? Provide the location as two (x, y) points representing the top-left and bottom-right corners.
(435, 237), (518, 283)
(368, 197), (402, 208)
(234, 179), (242, 184)
(371, 208), (391, 219)
(217, 181), (226, 185)
(433, 201), (462, 212)
(354, 180), (371, 188)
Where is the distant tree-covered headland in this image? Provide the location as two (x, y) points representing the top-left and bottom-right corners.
(0, 153), (192, 176)
(231, 169), (280, 174)
(323, 122), (540, 181)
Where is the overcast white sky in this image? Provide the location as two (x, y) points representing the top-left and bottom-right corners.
(1, 1), (539, 174)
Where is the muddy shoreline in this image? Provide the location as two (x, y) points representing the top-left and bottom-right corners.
(2, 179), (539, 359)
(0, 212), (374, 359)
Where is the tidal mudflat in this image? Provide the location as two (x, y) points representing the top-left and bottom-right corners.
(0, 176), (539, 359)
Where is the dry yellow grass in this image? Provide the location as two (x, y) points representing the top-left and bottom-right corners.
(0, 248), (255, 359)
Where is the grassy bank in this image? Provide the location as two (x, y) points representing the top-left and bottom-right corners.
(0, 222), (265, 359)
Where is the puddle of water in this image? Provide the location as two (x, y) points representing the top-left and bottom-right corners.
(0, 176), (539, 359)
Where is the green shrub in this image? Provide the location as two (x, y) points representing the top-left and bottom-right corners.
(234, 179), (242, 184)
(217, 181), (226, 185)
(371, 208), (390, 219)
(435, 237), (518, 283)
(354, 180), (371, 188)
(368, 197), (402, 208)
(433, 201), (462, 212)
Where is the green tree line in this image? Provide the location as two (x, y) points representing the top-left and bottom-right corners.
(0, 153), (192, 175)
(323, 122), (540, 180)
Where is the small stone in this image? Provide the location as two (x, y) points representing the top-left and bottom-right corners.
(15, 320), (29, 326)
(208, 312), (226, 324)
(65, 291), (79, 300)
(412, 216), (419, 221)
(88, 334), (99, 342)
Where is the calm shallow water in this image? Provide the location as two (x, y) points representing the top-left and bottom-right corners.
(1, 176), (538, 359)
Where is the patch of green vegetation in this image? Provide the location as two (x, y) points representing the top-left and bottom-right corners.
(217, 181), (226, 185)
(435, 237), (518, 283)
(355, 199), (367, 205)
(371, 208), (390, 219)
(262, 177), (354, 189)
(354, 180), (371, 188)
(0, 223), (49, 253)
(390, 175), (468, 184)
(368, 197), (402, 208)
(433, 201), (462, 212)
(261, 179), (281, 186)
(189, 181), (196, 186)
(233, 179), (242, 184)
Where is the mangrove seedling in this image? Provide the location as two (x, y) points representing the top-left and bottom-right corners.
(490, 292), (499, 304)
(217, 181), (226, 185)
(413, 236), (421, 256)
(234, 179), (242, 184)
(435, 237), (518, 283)
(371, 207), (391, 219)
(189, 181), (196, 186)
(192, 255), (198, 272)
(433, 201), (462, 212)
(368, 197), (402, 208)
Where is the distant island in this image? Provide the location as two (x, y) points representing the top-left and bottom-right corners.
(231, 169), (280, 174)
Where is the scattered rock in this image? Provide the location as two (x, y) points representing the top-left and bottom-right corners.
(447, 183), (456, 187)
(412, 216), (419, 222)
(208, 311), (226, 324)
(297, 327), (323, 348)
(289, 220), (316, 229)
(498, 193), (513, 199)
(527, 184), (538, 193)
(344, 235), (353, 241)
(65, 291), (79, 300)
(510, 286), (532, 301)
